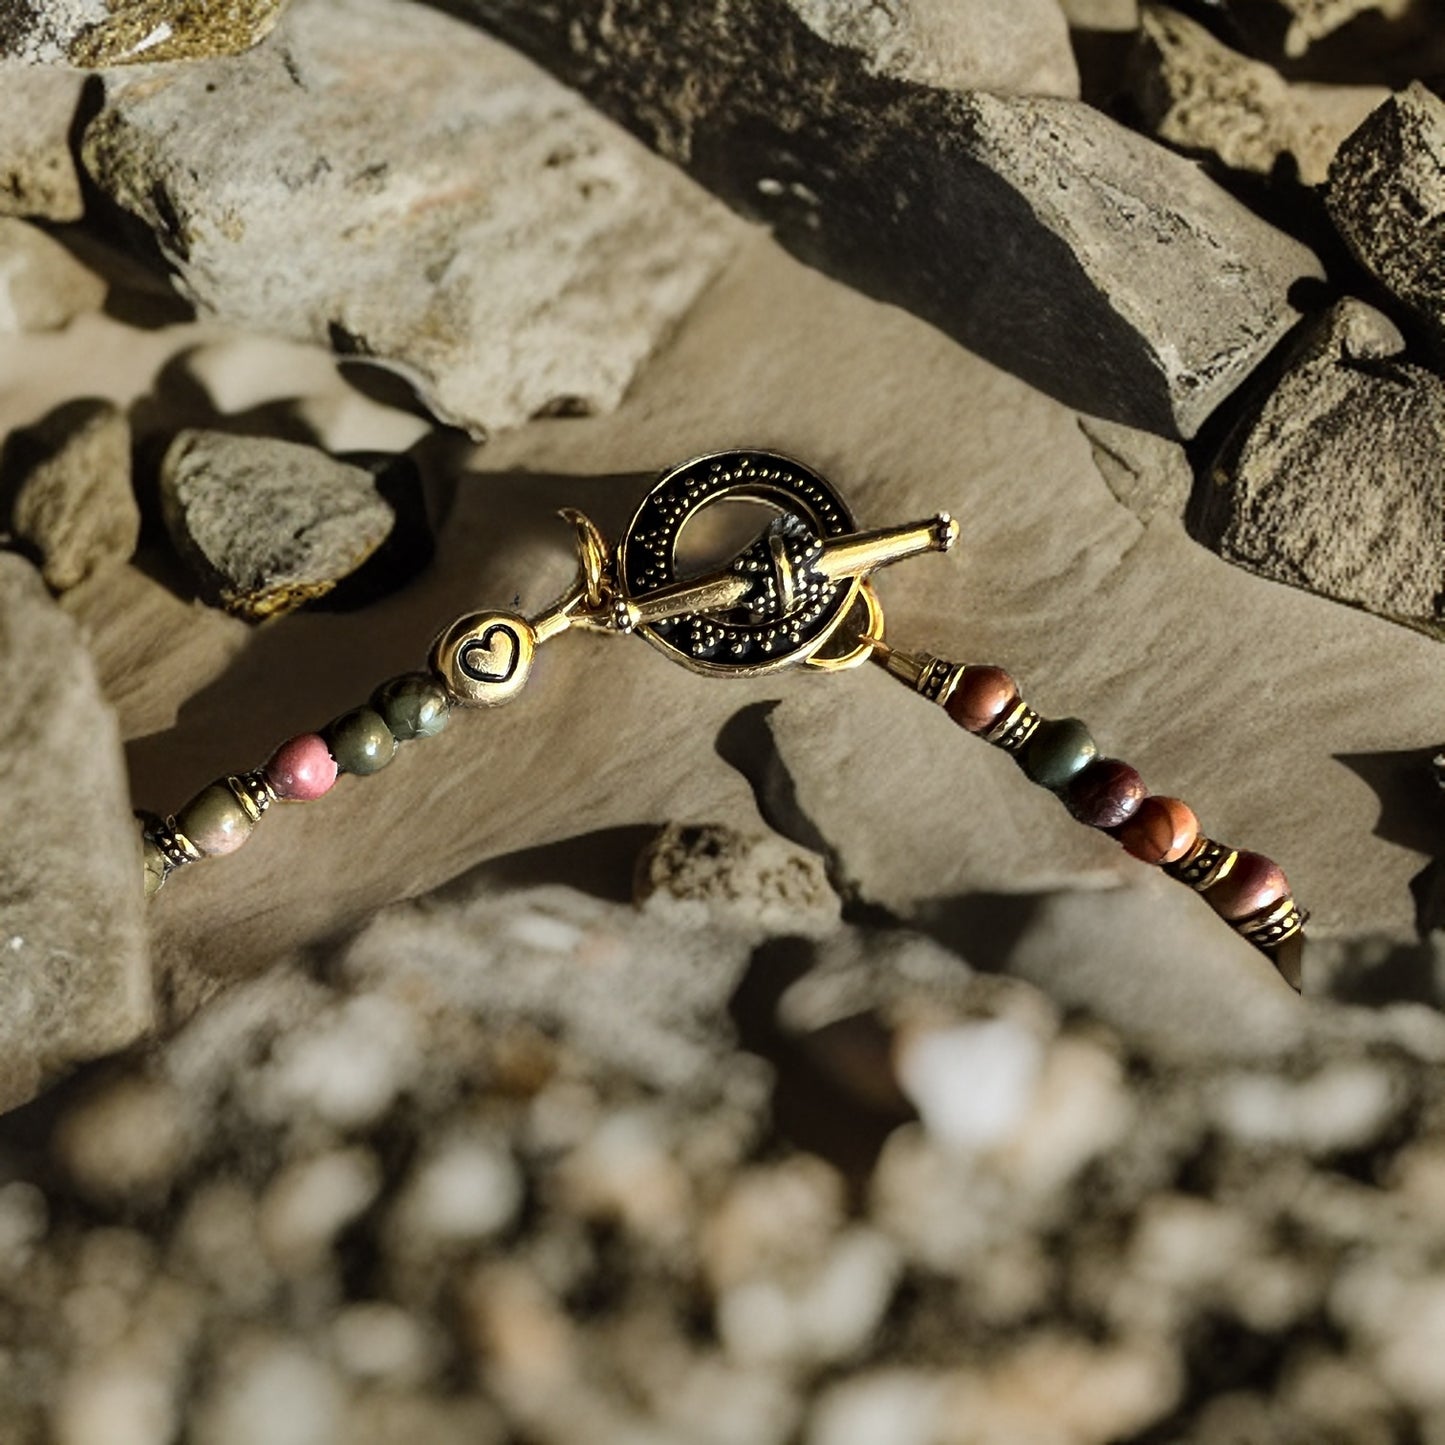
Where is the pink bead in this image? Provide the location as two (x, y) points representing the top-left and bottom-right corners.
(264, 733), (338, 802)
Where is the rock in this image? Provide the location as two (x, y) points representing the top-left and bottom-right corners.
(0, 554), (150, 1112)
(0, 67), (85, 220)
(788, 0), (1079, 97)
(1198, 299), (1445, 635)
(52, 1076), (190, 1205)
(0, 0), (287, 66)
(1129, 5), (1388, 185)
(0, 218), (106, 332)
(1258, 0), (1414, 59)
(81, 0), (740, 437)
(446, 0), (1321, 438)
(1077, 414), (1194, 522)
(7, 399), (138, 591)
(1326, 84), (1445, 334)
(634, 822), (841, 939)
(159, 430), (395, 620)
(1060, 0), (1140, 29)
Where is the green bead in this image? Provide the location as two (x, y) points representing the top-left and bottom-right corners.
(371, 672), (451, 741)
(142, 835), (169, 897)
(176, 782), (255, 857)
(1019, 717), (1097, 791)
(326, 706), (397, 775)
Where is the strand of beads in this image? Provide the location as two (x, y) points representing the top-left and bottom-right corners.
(139, 672), (452, 897)
(897, 654), (1307, 989)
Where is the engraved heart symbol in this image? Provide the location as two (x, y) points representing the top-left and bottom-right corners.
(459, 624), (519, 684)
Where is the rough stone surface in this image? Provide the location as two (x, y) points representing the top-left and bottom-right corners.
(0, 67), (85, 220)
(0, 218), (106, 333)
(788, 0), (1079, 96)
(1326, 84), (1445, 335)
(160, 430), (395, 620)
(1061, 0), (1140, 28)
(7, 399), (138, 591)
(4, 862), (1445, 1439)
(1198, 299), (1445, 635)
(635, 822), (842, 939)
(80, 0), (741, 437)
(0, 554), (150, 1112)
(1130, 5), (1388, 184)
(447, 0), (1321, 439)
(0, 0), (287, 66)
(1260, 0), (1415, 58)
(1077, 415), (1194, 523)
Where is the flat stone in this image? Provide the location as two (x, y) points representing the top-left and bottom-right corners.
(0, 553), (150, 1111)
(788, 0), (1078, 96)
(1130, 5), (1388, 185)
(8, 399), (138, 591)
(1326, 84), (1445, 333)
(0, 67), (85, 220)
(450, 0), (1321, 438)
(159, 430), (395, 621)
(0, 218), (106, 333)
(81, 0), (741, 437)
(1197, 298), (1445, 636)
(0, 0), (287, 65)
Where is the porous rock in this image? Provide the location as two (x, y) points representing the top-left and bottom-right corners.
(1326, 84), (1445, 334)
(635, 822), (841, 939)
(1130, 5), (1388, 185)
(788, 0), (1078, 97)
(8, 399), (138, 591)
(0, 218), (105, 332)
(1198, 298), (1445, 635)
(0, 67), (85, 220)
(450, 0), (1321, 438)
(0, 553), (150, 1112)
(0, 0), (287, 66)
(159, 429), (394, 620)
(1256, 0), (1415, 59)
(81, 0), (740, 437)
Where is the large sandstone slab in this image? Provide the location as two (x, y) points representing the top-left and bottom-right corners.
(80, 0), (741, 438)
(445, 0), (1321, 439)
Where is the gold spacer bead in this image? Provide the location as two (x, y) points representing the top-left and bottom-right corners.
(1237, 897), (1307, 949)
(984, 698), (1041, 753)
(916, 656), (965, 707)
(226, 771), (275, 824)
(153, 818), (202, 869)
(1165, 838), (1238, 892)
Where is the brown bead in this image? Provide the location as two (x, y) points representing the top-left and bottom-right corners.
(1116, 795), (1200, 865)
(944, 666), (1018, 733)
(1064, 758), (1147, 829)
(1206, 849), (1289, 921)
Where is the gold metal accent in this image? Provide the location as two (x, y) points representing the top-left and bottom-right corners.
(152, 818), (201, 869)
(1166, 838), (1238, 891)
(806, 581), (885, 673)
(431, 611), (538, 707)
(227, 771), (274, 824)
(813, 512), (958, 583)
(1237, 897), (1307, 949)
(983, 700), (1041, 752)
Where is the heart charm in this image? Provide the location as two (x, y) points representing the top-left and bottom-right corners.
(430, 610), (536, 706)
(460, 624), (519, 684)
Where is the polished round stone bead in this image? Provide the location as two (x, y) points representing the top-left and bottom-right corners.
(1018, 717), (1096, 791)
(371, 672), (451, 741)
(1063, 758), (1147, 829)
(265, 733), (338, 801)
(1116, 795), (1200, 865)
(944, 665), (1018, 733)
(326, 706), (397, 775)
(176, 782), (254, 857)
(142, 835), (169, 897)
(1206, 849), (1289, 921)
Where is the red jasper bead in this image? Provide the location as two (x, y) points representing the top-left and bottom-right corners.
(264, 733), (338, 802)
(1116, 795), (1200, 865)
(1064, 758), (1147, 829)
(944, 666), (1018, 733)
(1207, 850), (1290, 921)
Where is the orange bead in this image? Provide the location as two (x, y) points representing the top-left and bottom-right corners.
(944, 666), (1018, 733)
(1116, 795), (1200, 865)
(1207, 850), (1290, 922)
